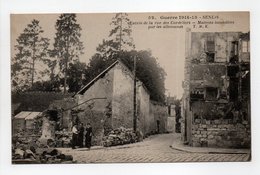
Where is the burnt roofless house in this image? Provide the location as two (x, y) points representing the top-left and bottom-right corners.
(182, 29), (250, 148)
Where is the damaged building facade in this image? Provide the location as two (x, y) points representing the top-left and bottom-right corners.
(182, 29), (250, 148)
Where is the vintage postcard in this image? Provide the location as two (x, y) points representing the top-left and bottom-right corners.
(11, 12), (250, 164)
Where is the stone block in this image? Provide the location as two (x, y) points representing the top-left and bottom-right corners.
(208, 135), (214, 139)
(208, 139), (217, 147)
(193, 125), (199, 130)
(216, 141), (225, 147)
(196, 131), (201, 134)
(200, 140), (208, 147)
(202, 134), (207, 138)
(201, 131), (207, 135)
(192, 142), (201, 147)
(214, 120), (220, 125)
(242, 120), (249, 125)
(227, 119), (233, 124)
(222, 120), (229, 125)
(14, 149), (25, 159)
(202, 124), (207, 128)
(225, 140), (235, 147)
(215, 136), (222, 140)
(24, 149), (36, 159)
(192, 137), (200, 142)
(206, 120), (211, 125)
(213, 131), (219, 135)
(194, 119), (201, 124)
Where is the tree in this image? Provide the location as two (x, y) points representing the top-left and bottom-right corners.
(85, 13), (135, 84)
(120, 50), (167, 102)
(97, 13), (134, 59)
(84, 13), (166, 102)
(12, 19), (50, 91)
(66, 60), (87, 92)
(86, 50), (166, 102)
(53, 14), (84, 94)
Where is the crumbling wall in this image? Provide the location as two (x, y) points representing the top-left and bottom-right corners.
(39, 116), (55, 144)
(190, 32), (240, 63)
(190, 64), (226, 88)
(191, 119), (250, 148)
(49, 97), (76, 130)
(183, 31), (251, 148)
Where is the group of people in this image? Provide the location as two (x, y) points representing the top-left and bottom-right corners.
(71, 122), (93, 150)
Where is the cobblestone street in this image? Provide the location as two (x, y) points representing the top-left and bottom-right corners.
(58, 133), (250, 163)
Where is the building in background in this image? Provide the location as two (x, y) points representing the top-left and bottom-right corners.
(12, 111), (42, 134)
(182, 29), (250, 148)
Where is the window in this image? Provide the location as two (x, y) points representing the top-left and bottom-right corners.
(205, 87), (218, 101)
(242, 41), (250, 53)
(190, 88), (204, 100)
(206, 52), (215, 62)
(206, 36), (215, 52)
(230, 41), (239, 63)
(206, 36), (215, 62)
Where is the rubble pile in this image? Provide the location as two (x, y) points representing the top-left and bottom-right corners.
(12, 147), (75, 164)
(102, 127), (141, 147)
(55, 129), (72, 148)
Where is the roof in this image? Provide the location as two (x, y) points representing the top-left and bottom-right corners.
(14, 111), (42, 120)
(76, 60), (120, 95)
(76, 59), (151, 96)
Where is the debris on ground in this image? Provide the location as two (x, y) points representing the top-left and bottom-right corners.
(12, 147), (75, 164)
(55, 129), (72, 148)
(102, 127), (143, 147)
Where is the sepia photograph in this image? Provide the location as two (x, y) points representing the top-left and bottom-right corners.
(10, 12), (250, 164)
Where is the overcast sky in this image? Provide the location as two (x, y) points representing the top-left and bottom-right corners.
(11, 12), (249, 99)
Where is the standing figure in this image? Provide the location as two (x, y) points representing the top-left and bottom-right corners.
(71, 124), (78, 149)
(78, 123), (84, 148)
(85, 123), (93, 149)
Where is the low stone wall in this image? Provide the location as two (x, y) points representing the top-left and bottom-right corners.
(191, 119), (250, 148)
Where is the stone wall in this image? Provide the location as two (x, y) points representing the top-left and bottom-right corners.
(149, 102), (168, 134)
(49, 97), (76, 130)
(191, 119), (250, 148)
(137, 83), (150, 135)
(112, 63), (134, 129)
(75, 66), (114, 145)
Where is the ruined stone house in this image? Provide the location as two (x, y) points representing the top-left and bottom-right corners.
(182, 29), (250, 148)
(50, 60), (168, 145)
